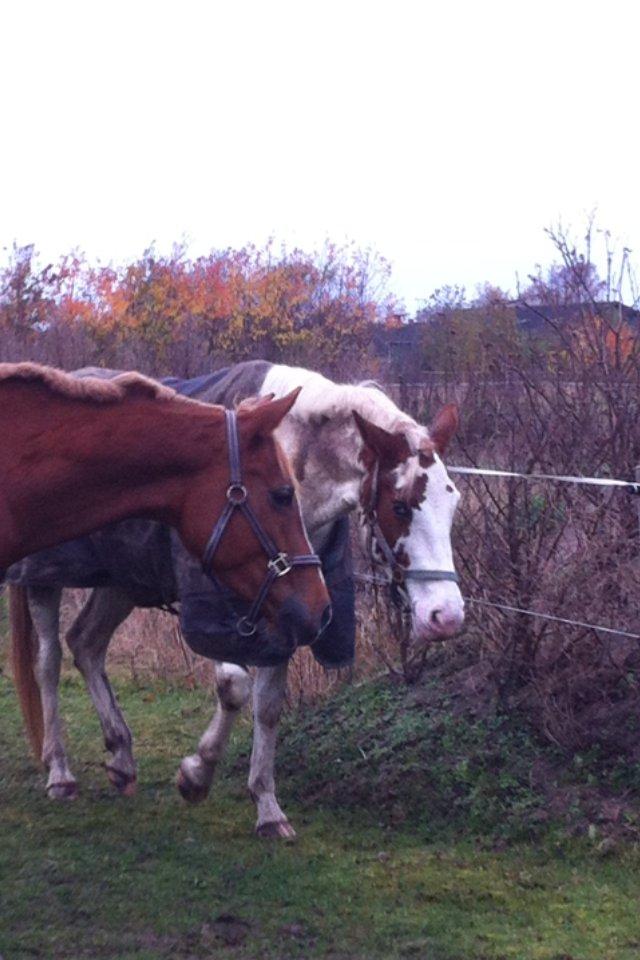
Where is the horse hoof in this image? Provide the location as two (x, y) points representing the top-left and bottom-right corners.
(120, 779), (137, 798)
(47, 781), (78, 801)
(105, 766), (137, 796)
(176, 767), (210, 804)
(256, 820), (297, 841)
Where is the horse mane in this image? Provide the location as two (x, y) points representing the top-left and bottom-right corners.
(264, 364), (430, 451)
(0, 362), (176, 404)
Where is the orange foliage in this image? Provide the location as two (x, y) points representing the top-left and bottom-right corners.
(562, 311), (637, 369)
(0, 242), (398, 375)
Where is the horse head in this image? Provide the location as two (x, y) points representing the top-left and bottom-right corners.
(353, 403), (464, 644)
(180, 389), (331, 653)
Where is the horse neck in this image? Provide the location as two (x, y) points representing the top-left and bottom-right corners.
(0, 385), (222, 566)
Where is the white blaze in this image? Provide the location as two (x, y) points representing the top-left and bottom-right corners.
(396, 453), (464, 642)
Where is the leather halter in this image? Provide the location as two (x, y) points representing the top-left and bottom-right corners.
(362, 457), (459, 612)
(202, 409), (322, 636)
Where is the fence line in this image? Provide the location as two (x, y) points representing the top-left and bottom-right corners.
(465, 597), (640, 641)
(448, 464), (640, 494)
(385, 380), (638, 391)
(352, 572), (640, 642)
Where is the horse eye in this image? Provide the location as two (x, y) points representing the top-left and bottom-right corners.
(270, 485), (295, 508)
(393, 500), (412, 519)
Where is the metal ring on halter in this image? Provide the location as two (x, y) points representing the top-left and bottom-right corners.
(226, 482), (248, 504)
(237, 615), (258, 637)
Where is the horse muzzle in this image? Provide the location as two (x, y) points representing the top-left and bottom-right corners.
(277, 597), (333, 653)
(413, 598), (465, 643)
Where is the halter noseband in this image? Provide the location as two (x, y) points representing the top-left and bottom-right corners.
(202, 409), (322, 637)
(363, 458), (459, 612)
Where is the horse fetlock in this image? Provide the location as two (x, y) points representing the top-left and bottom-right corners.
(252, 790), (294, 839)
(104, 763), (137, 796)
(104, 730), (133, 754)
(176, 754), (215, 804)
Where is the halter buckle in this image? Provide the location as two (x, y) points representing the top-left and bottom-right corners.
(227, 482), (248, 504)
(268, 552), (293, 578)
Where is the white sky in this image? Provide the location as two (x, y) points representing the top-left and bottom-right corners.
(2, 0), (638, 312)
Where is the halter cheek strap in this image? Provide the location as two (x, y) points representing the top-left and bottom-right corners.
(363, 458), (459, 612)
(203, 409), (321, 637)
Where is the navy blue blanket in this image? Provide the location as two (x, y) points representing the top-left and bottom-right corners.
(162, 369), (231, 398)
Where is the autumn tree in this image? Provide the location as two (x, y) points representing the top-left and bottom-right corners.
(0, 241), (399, 377)
(414, 284), (524, 382)
(0, 244), (55, 334)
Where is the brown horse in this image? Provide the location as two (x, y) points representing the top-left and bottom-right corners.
(0, 363), (329, 638)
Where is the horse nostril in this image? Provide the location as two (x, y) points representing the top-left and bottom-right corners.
(320, 603), (333, 634)
(430, 609), (442, 626)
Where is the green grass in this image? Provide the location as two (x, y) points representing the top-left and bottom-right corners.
(268, 678), (551, 841)
(2, 670), (640, 959)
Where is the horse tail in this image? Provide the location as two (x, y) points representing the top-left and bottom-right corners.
(9, 585), (44, 761)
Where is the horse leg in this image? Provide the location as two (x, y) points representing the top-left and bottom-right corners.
(27, 586), (78, 800)
(66, 588), (136, 795)
(248, 662), (295, 839)
(177, 662), (252, 803)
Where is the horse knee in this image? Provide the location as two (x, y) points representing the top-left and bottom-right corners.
(255, 701), (283, 730)
(34, 641), (62, 686)
(70, 646), (94, 677)
(215, 665), (251, 712)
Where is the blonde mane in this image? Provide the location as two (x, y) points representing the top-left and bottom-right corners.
(263, 364), (430, 451)
(0, 362), (176, 403)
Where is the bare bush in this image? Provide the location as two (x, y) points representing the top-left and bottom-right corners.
(389, 226), (640, 753)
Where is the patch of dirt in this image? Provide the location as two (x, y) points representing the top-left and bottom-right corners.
(524, 755), (640, 844)
(200, 914), (251, 948)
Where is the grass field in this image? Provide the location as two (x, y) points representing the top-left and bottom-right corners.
(2, 668), (640, 960)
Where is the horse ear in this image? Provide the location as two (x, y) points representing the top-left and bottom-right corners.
(352, 410), (411, 468)
(237, 392), (275, 413)
(243, 388), (301, 436)
(430, 403), (459, 455)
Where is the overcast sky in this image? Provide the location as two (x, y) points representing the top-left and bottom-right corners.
(2, 0), (638, 312)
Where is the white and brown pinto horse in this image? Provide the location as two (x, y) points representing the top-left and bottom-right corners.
(9, 362), (463, 837)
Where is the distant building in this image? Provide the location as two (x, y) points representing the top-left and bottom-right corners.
(514, 301), (640, 335)
(372, 300), (640, 380)
(371, 321), (427, 379)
